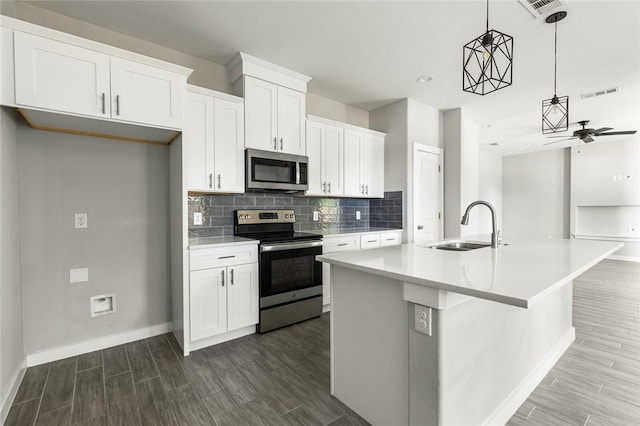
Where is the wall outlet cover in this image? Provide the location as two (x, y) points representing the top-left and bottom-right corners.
(414, 304), (432, 336)
(194, 212), (203, 226)
(356, 211), (361, 220)
(313, 211), (319, 221)
(70, 268), (89, 284)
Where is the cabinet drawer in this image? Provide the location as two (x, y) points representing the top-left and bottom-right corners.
(323, 236), (360, 253)
(360, 234), (381, 250)
(380, 231), (402, 247)
(190, 244), (258, 271)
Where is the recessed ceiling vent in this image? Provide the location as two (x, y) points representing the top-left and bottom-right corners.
(518, 0), (567, 18)
(490, 142), (500, 146)
(580, 87), (619, 99)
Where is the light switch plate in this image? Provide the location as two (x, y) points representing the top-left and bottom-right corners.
(75, 213), (88, 229)
(194, 212), (203, 226)
(356, 211), (361, 220)
(313, 211), (319, 221)
(70, 268), (89, 283)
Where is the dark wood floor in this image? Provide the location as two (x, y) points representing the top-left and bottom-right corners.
(6, 259), (639, 426)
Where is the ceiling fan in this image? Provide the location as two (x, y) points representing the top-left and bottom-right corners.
(544, 120), (637, 145)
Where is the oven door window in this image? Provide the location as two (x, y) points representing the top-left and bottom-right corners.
(252, 158), (296, 184)
(260, 246), (322, 296)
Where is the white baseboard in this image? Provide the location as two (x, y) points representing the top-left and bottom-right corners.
(483, 327), (575, 426)
(1, 356), (27, 425)
(608, 255), (640, 262)
(26, 322), (172, 367)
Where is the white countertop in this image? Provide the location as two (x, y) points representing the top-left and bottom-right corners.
(317, 236), (623, 308)
(188, 236), (258, 249)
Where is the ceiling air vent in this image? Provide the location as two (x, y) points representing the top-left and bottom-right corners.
(518, 0), (567, 18)
(490, 142), (500, 146)
(580, 87), (619, 99)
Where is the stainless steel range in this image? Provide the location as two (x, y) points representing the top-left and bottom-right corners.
(234, 209), (323, 333)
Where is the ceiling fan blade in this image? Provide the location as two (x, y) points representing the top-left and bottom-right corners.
(543, 137), (575, 146)
(596, 130), (637, 136)
(546, 134), (573, 138)
(592, 127), (613, 134)
(582, 136), (595, 143)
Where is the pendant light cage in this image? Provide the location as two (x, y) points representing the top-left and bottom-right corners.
(542, 11), (569, 134)
(463, 0), (513, 96)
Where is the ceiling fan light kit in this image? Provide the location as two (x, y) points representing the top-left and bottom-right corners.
(542, 11), (569, 134)
(463, 0), (513, 96)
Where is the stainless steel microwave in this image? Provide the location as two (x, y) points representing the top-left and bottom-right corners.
(245, 149), (309, 192)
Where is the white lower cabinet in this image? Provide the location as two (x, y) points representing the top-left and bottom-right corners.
(189, 245), (258, 342)
(322, 231), (401, 308)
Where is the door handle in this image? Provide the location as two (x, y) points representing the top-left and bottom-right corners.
(360, 185), (364, 195)
(230, 268), (234, 285)
(417, 225), (424, 230)
(221, 270), (225, 286)
(365, 185), (369, 195)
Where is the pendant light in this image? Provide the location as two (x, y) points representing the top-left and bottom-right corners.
(463, 0), (513, 95)
(542, 11), (569, 134)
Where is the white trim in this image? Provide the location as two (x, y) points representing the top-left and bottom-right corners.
(186, 84), (243, 104)
(573, 234), (640, 243)
(26, 322), (172, 367)
(0, 16), (192, 76)
(188, 325), (255, 351)
(306, 114), (386, 137)
(227, 52), (311, 91)
(1, 356), (27, 424)
(608, 255), (640, 263)
(483, 327), (575, 426)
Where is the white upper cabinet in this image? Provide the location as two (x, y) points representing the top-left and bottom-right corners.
(344, 128), (384, 198)
(14, 31), (111, 119)
(306, 119), (344, 196)
(12, 30), (187, 131)
(185, 87), (244, 193)
(243, 76), (306, 155)
(110, 57), (183, 129)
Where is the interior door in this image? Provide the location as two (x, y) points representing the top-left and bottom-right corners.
(413, 144), (442, 244)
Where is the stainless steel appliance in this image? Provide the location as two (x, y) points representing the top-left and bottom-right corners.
(245, 149), (309, 192)
(234, 209), (322, 333)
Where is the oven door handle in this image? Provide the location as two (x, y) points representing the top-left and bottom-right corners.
(260, 240), (323, 252)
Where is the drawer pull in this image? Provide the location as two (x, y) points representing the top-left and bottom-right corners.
(337, 243), (349, 247)
(218, 255), (236, 259)
(385, 238), (395, 241)
(366, 240), (376, 243)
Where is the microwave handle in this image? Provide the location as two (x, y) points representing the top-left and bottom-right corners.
(296, 161), (300, 184)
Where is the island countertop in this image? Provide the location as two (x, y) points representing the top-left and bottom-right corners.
(317, 236), (622, 308)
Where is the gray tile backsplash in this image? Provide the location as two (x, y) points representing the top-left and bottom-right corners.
(188, 191), (403, 238)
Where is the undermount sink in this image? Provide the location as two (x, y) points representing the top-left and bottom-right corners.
(426, 240), (491, 251)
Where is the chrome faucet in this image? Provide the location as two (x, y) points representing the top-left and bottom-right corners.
(461, 201), (499, 248)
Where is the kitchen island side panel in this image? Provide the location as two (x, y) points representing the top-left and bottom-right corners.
(331, 265), (409, 426)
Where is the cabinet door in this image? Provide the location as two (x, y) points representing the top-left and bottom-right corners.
(14, 32), (111, 119)
(324, 124), (344, 196)
(306, 120), (325, 196)
(322, 263), (331, 306)
(244, 76), (278, 151)
(190, 267), (227, 341)
(214, 98), (245, 193)
(362, 134), (384, 198)
(227, 263), (259, 331)
(110, 57), (184, 129)
(277, 86), (306, 155)
(184, 92), (214, 191)
(343, 129), (364, 197)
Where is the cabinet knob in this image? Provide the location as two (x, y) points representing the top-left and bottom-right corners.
(417, 225), (424, 230)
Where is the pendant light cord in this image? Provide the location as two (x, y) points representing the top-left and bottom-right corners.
(486, 0), (489, 33)
(554, 21), (558, 96)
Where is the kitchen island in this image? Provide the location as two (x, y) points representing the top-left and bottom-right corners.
(317, 237), (622, 426)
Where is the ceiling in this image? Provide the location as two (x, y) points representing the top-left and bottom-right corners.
(19, 0), (640, 155)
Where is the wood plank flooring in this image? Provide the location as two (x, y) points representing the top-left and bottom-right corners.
(6, 259), (639, 426)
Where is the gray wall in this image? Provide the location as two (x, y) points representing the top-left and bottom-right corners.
(17, 123), (171, 354)
(502, 149), (570, 239)
(1, 107), (24, 411)
(477, 150), (503, 234)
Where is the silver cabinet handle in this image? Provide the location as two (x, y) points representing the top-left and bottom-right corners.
(323, 182), (327, 193)
(217, 174), (221, 189)
(279, 137), (283, 150)
(385, 238), (395, 241)
(360, 185), (364, 195)
(221, 270), (225, 286)
(328, 182), (331, 194)
(337, 243), (349, 247)
(367, 240), (376, 243)
(273, 137), (277, 150)
(209, 173), (213, 188)
(365, 185), (369, 195)
(116, 95), (120, 116)
(230, 268), (234, 285)
(417, 225), (424, 230)
(101, 93), (105, 114)
(218, 255), (235, 260)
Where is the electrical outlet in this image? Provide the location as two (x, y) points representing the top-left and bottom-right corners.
(74, 213), (88, 229)
(414, 305), (432, 336)
(313, 211), (319, 221)
(70, 268), (89, 283)
(356, 211), (361, 220)
(194, 212), (203, 226)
